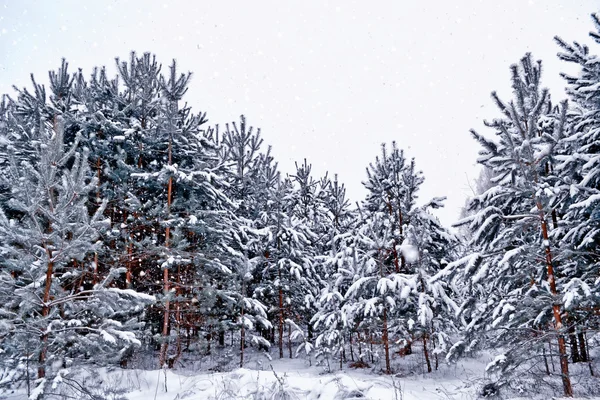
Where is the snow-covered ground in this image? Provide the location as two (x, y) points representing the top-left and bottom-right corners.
(122, 357), (477, 400)
(3, 350), (600, 399)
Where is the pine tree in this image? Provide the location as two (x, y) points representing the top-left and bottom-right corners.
(554, 15), (600, 368)
(220, 115), (274, 366)
(0, 116), (153, 397)
(443, 54), (573, 396)
(405, 198), (459, 372)
(311, 175), (355, 370)
(344, 143), (420, 374)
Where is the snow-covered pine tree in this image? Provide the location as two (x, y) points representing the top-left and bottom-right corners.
(254, 175), (315, 359)
(554, 14), (600, 367)
(0, 115), (153, 397)
(131, 58), (239, 368)
(443, 54), (573, 396)
(220, 115), (274, 366)
(285, 160), (334, 360)
(310, 174), (356, 371)
(345, 143), (457, 374)
(343, 142), (424, 374)
(404, 198), (459, 372)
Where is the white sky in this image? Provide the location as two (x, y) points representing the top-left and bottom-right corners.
(0, 1), (597, 226)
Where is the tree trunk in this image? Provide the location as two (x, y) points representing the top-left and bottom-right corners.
(578, 331), (588, 363)
(287, 322), (292, 359)
(423, 334), (432, 373)
(536, 199), (572, 397)
(549, 341), (556, 373)
(568, 324), (580, 363)
(369, 333), (374, 363)
(543, 345), (551, 375)
(174, 272), (182, 366)
(159, 137), (174, 368)
(38, 254), (54, 379)
(382, 306), (391, 374)
(349, 332), (355, 362)
(126, 242), (133, 288)
(93, 251), (99, 286)
(357, 332), (363, 361)
(431, 332), (439, 371)
(278, 250), (284, 359)
(583, 332), (594, 377)
(240, 306), (245, 368)
(94, 156), (101, 286)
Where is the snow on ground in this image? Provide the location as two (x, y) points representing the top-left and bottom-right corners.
(97, 357), (480, 400)
(3, 351), (600, 399)
(95, 355), (600, 400)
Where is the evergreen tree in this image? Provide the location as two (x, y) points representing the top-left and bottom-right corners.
(220, 115), (274, 366)
(0, 116), (153, 397)
(554, 15), (600, 361)
(311, 175), (355, 370)
(442, 54), (573, 396)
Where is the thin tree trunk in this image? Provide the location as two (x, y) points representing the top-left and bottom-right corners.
(431, 331), (439, 371)
(584, 332), (594, 377)
(550, 341), (556, 373)
(568, 324), (580, 363)
(39, 120), (59, 379)
(278, 261), (284, 359)
(357, 332), (363, 361)
(536, 199), (572, 397)
(578, 331), (588, 363)
(423, 334), (432, 373)
(94, 156), (101, 286)
(382, 307), (391, 374)
(126, 242), (133, 288)
(38, 253), (54, 379)
(240, 305), (245, 368)
(93, 251), (99, 286)
(349, 332), (355, 362)
(174, 265), (182, 366)
(278, 294), (284, 359)
(159, 136), (174, 368)
(369, 333), (374, 364)
(287, 322), (292, 359)
(543, 346), (551, 375)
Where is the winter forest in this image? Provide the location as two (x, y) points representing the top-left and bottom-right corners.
(1, 6), (600, 400)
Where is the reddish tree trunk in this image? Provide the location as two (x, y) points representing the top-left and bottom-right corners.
(536, 199), (572, 397)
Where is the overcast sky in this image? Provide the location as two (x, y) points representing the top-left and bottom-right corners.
(0, 1), (598, 226)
